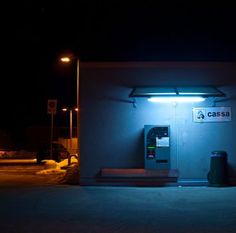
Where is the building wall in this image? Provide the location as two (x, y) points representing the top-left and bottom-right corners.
(80, 62), (236, 184)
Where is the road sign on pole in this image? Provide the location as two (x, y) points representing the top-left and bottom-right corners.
(47, 99), (57, 114)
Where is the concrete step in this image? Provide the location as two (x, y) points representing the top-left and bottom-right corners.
(100, 168), (179, 178)
(97, 168), (179, 186)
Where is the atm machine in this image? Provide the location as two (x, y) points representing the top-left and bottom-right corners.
(144, 125), (170, 170)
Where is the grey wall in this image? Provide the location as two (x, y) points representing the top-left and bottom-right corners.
(80, 62), (236, 184)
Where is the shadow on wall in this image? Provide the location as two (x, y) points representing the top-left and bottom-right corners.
(103, 96), (135, 105)
(95, 127), (144, 179)
(214, 96), (236, 103)
(134, 129), (145, 168)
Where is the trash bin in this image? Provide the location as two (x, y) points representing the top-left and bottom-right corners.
(207, 151), (229, 187)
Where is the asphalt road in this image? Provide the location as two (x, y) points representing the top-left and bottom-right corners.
(0, 159), (65, 187)
(0, 160), (236, 233)
(0, 185), (236, 233)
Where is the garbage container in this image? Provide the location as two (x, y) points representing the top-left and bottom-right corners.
(207, 151), (229, 187)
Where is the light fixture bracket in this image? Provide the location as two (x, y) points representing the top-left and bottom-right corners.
(129, 86), (225, 98)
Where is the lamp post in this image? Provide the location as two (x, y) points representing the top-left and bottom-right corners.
(60, 56), (80, 156)
(76, 58), (80, 156)
(62, 107), (78, 139)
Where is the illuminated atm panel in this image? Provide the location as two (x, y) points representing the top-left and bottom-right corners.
(144, 125), (170, 170)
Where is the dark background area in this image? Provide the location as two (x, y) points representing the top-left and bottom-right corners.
(1, 1), (236, 148)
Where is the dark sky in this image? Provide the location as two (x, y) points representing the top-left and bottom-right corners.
(1, 1), (236, 135)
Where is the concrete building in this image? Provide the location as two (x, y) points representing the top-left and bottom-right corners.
(79, 62), (236, 186)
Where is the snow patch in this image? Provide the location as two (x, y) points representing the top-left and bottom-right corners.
(42, 160), (60, 169)
(36, 160), (64, 175)
(58, 157), (78, 168)
(36, 169), (66, 175)
(36, 158), (79, 178)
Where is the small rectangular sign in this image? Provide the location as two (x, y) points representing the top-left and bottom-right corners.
(156, 137), (170, 147)
(193, 107), (232, 122)
(47, 99), (57, 114)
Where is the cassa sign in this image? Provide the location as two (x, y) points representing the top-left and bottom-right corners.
(193, 107), (232, 122)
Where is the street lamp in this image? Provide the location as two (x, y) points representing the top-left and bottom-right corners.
(60, 56), (80, 156)
(62, 107), (78, 139)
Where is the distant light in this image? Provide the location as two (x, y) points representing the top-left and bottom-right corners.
(74, 108), (78, 111)
(148, 97), (206, 103)
(60, 57), (71, 63)
(62, 108), (68, 112)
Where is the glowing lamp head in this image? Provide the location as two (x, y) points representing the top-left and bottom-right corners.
(60, 57), (71, 63)
(62, 108), (68, 112)
(148, 97), (205, 103)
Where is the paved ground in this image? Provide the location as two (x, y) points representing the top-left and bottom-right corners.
(0, 159), (63, 187)
(0, 185), (236, 233)
(0, 160), (236, 233)
(0, 159), (79, 187)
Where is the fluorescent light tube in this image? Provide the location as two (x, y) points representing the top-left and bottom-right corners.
(148, 97), (205, 103)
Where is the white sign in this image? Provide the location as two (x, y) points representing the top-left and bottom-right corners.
(47, 99), (57, 114)
(193, 107), (232, 123)
(156, 137), (170, 147)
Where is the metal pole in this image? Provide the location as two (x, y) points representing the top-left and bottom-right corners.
(76, 59), (80, 158)
(50, 113), (54, 160)
(70, 109), (73, 139)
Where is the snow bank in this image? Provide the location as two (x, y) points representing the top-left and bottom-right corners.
(42, 160), (60, 169)
(58, 156), (78, 168)
(36, 169), (66, 175)
(60, 163), (80, 185)
(36, 160), (63, 175)
(36, 158), (79, 177)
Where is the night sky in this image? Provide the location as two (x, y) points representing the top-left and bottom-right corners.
(1, 2), (236, 142)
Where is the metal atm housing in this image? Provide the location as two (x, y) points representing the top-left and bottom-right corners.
(144, 125), (170, 170)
